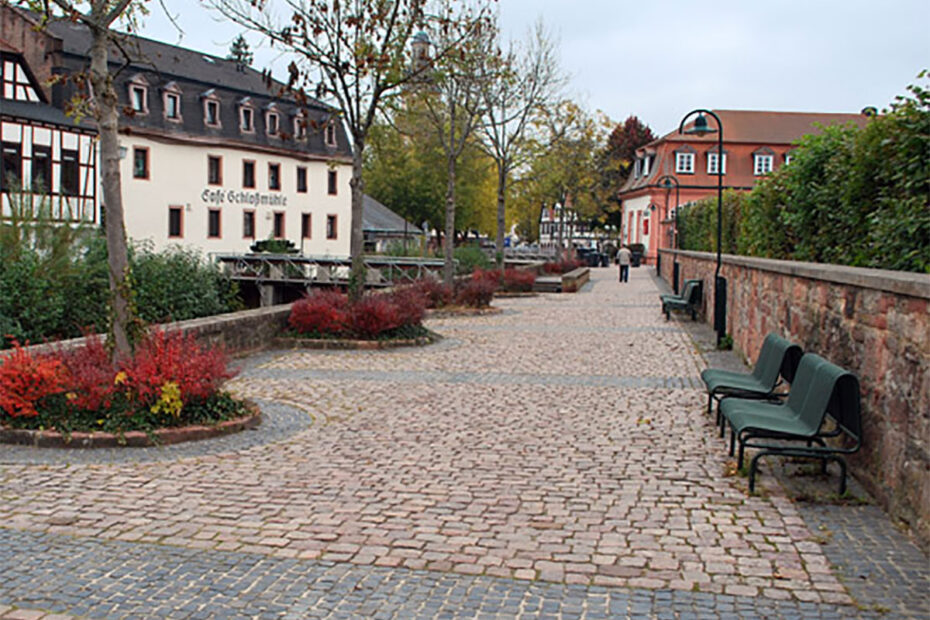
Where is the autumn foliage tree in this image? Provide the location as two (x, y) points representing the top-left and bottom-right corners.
(209, 0), (492, 297)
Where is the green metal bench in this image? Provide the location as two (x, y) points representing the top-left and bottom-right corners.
(701, 333), (803, 430)
(660, 279), (702, 320)
(720, 353), (862, 493)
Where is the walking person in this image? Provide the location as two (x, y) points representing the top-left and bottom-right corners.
(617, 245), (632, 283)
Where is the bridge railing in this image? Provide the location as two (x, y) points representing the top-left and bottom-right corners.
(212, 253), (449, 288)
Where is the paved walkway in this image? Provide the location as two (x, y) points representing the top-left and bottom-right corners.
(0, 267), (927, 619)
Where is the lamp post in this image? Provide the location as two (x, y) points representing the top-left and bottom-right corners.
(679, 109), (726, 346)
(657, 174), (680, 293)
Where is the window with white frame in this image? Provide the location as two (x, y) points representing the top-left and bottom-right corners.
(784, 154), (793, 166)
(164, 92), (180, 120)
(325, 123), (337, 146)
(675, 152), (694, 174)
(294, 113), (307, 139)
(240, 106), (254, 132)
(633, 158), (642, 178)
(642, 155), (651, 177)
(754, 154), (774, 175)
(128, 79), (148, 114)
(707, 152), (727, 175)
(266, 110), (279, 136)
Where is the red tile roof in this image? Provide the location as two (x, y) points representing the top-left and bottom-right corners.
(662, 110), (868, 145)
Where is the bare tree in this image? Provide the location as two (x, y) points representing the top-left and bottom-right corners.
(207, 0), (490, 297)
(28, 0), (143, 360)
(412, 1), (494, 284)
(479, 20), (564, 266)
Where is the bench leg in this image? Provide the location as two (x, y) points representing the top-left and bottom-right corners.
(706, 393), (713, 416)
(835, 457), (848, 495)
(729, 427), (736, 457)
(737, 437), (746, 470)
(748, 452), (767, 493)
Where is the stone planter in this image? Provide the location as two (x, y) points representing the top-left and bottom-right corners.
(0, 402), (262, 449)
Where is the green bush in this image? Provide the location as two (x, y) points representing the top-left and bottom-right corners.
(453, 243), (491, 275)
(0, 221), (243, 348)
(681, 74), (929, 273)
(132, 245), (242, 324)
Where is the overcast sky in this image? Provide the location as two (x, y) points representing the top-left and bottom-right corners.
(139, 0), (929, 135)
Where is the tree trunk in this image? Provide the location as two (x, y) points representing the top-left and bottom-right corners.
(495, 161), (506, 269)
(557, 199), (564, 253)
(90, 28), (132, 361)
(348, 138), (366, 300)
(443, 153), (456, 285)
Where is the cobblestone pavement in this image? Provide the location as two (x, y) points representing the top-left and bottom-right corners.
(0, 267), (927, 618)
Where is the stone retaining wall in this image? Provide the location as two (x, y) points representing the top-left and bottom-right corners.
(8, 305), (293, 360)
(659, 249), (930, 545)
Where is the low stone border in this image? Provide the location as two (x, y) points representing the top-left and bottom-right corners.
(0, 405), (262, 449)
(426, 306), (503, 318)
(273, 330), (441, 350)
(494, 291), (538, 298)
(561, 267), (591, 292)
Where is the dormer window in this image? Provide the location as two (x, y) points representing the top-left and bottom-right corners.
(294, 113), (307, 140)
(128, 74), (149, 114)
(675, 149), (695, 174)
(633, 158), (642, 178)
(239, 97), (254, 133)
(325, 123), (337, 146)
(202, 89), (221, 128)
(266, 108), (280, 136)
(163, 81), (182, 122)
(641, 154), (651, 177)
(707, 151), (727, 175)
(753, 148), (775, 175)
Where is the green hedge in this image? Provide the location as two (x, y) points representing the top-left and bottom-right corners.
(0, 231), (242, 348)
(676, 76), (929, 273)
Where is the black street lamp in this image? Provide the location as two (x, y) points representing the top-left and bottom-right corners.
(679, 109), (726, 345)
(657, 174), (680, 293)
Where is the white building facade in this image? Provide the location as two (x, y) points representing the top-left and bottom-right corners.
(35, 14), (354, 258)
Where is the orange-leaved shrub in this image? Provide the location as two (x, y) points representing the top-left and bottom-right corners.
(0, 340), (67, 417)
(122, 330), (234, 406)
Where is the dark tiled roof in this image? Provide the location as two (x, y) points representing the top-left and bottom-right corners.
(44, 19), (351, 160)
(363, 194), (422, 235)
(0, 99), (95, 131)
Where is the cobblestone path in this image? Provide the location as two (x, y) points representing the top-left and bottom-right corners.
(1, 267), (927, 619)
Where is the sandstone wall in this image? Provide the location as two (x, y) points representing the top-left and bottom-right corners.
(660, 249), (930, 544)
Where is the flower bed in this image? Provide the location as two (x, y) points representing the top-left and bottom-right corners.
(542, 259), (584, 275)
(0, 331), (250, 443)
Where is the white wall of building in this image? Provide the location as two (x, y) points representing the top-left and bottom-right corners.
(621, 195), (652, 249)
(118, 135), (352, 257)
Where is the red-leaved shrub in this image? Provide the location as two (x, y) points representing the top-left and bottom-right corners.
(542, 259), (583, 275)
(0, 340), (67, 417)
(122, 330), (235, 405)
(389, 287), (427, 327)
(502, 269), (535, 292)
(55, 334), (117, 411)
(456, 278), (496, 308)
(409, 278), (454, 309)
(289, 290), (348, 335)
(348, 294), (402, 338)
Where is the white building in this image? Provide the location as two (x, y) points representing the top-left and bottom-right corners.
(3, 8), (353, 258)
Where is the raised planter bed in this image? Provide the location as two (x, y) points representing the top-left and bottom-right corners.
(561, 267), (591, 292)
(0, 404), (262, 449)
(425, 306), (503, 318)
(493, 291), (538, 298)
(273, 330), (441, 350)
